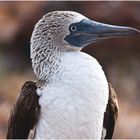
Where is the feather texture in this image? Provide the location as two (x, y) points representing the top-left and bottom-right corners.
(6, 81), (40, 139)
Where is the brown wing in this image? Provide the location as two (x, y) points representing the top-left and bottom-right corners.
(102, 83), (119, 139)
(6, 81), (40, 139)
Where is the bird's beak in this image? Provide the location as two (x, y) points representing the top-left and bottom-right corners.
(82, 19), (140, 41)
(65, 19), (140, 47)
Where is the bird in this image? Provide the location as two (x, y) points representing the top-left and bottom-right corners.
(6, 11), (140, 139)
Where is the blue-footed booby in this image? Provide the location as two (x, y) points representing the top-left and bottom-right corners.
(7, 11), (140, 139)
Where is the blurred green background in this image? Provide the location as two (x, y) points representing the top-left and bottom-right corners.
(0, 1), (140, 138)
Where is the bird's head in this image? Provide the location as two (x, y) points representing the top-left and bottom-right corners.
(31, 11), (140, 53)
(30, 11), (140, 81)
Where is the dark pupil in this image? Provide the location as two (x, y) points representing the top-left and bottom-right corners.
(71, 26), (76, 31)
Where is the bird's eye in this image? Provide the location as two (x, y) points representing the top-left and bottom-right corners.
(70, 25), (77, 32)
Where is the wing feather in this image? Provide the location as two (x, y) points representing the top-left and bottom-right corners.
(102, 83), (119, 139)
(6, 81), (40, 139)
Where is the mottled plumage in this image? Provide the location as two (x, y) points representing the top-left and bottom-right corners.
(30, 11), (86, 83)
(7, 11), (139, 139)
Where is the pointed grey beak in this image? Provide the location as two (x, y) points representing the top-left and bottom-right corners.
(85, 19), (140, 39)
(65, 19), (140, 47)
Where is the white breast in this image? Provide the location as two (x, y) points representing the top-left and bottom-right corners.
(35, 52), (109, 139)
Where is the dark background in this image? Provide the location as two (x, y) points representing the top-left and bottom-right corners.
(0, 1), (140, 138)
